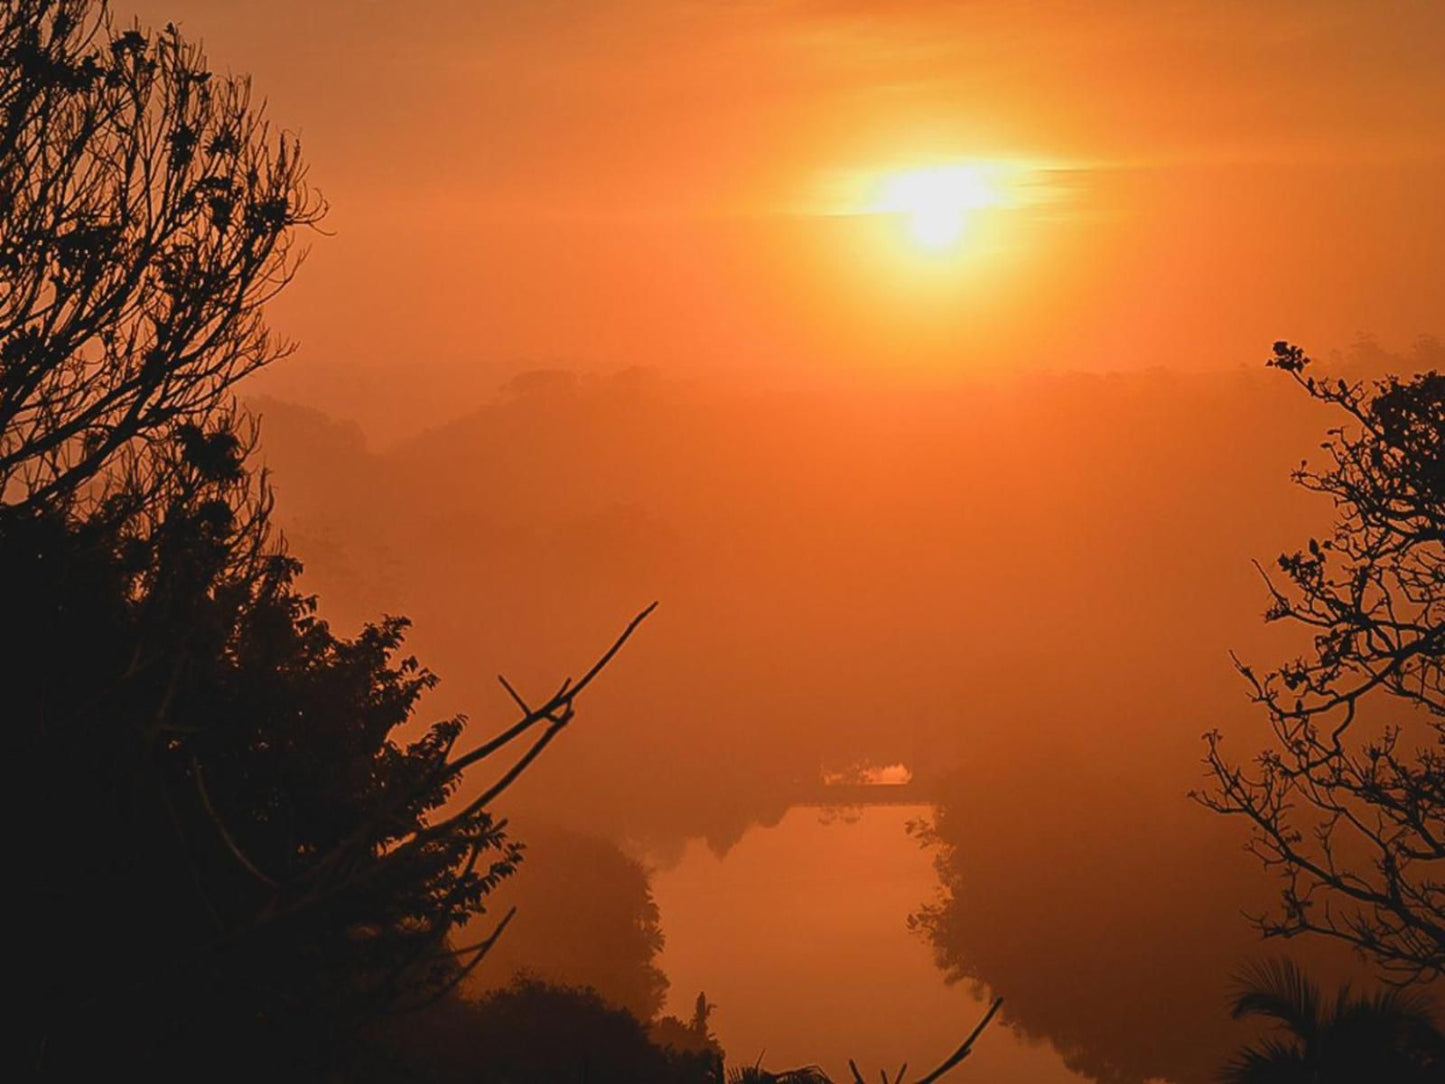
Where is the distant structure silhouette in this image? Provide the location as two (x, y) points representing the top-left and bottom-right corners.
(789, 769), (943, 809)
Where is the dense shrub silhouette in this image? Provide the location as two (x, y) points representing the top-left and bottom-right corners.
(11, 490), (521, 1078)
(370, 979), (722, 1084)
(3, 3), (648, 1078)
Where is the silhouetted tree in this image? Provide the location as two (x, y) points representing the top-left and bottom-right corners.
(691, 991), (719, 1042)
(0, 0), (321, 515)
(1198, 343), (1445, 983)
(3, 3), (652, 1078)
(1220, 958), (1444, 1083)
(9, 369), (652, 1083)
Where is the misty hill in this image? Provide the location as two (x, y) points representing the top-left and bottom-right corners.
(252, 345), (1439, 1082)
(254, 361), (1332, 846)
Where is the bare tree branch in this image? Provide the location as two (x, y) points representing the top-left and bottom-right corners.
(1197, 342), (1445, 983)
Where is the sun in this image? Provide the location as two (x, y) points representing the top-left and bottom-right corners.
(808, 156), (1054, 285)
(868, 164), (1002, 251)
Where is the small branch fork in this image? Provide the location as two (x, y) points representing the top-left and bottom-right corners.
(213, 604), (658, 944)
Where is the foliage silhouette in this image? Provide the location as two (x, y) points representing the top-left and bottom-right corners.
(0, 0), (322, 514)
(9, 395), (654, 1080)
(652, 991), (726, 1061)
(727, 1068), (832, 1084)
(1198, 342), (1445, 983)
(718, 997), (1002, 1084)
(3, 2), (652, 1077)
(1220, 957), (1444, 1082)
(369, 978), (723, 1084)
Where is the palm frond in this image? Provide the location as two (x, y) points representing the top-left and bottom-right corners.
(1217, 1037), (1312, 1084)
(1228, 957), (1321, 1045)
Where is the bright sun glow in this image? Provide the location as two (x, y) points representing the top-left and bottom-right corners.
(868, 164), (1003, 251)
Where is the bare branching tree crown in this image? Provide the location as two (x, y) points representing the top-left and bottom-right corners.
(0, 0), (322, 511)
(1198, 341), (1445, 984)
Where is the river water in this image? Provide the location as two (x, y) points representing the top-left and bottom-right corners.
(651, 805), (1086, 1083)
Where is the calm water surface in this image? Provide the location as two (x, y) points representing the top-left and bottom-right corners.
(651, 805), (1086, 1083)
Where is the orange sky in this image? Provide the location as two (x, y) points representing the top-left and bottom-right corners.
(130, 0), (1442, 432)
(106, 5), (1445, 1078)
